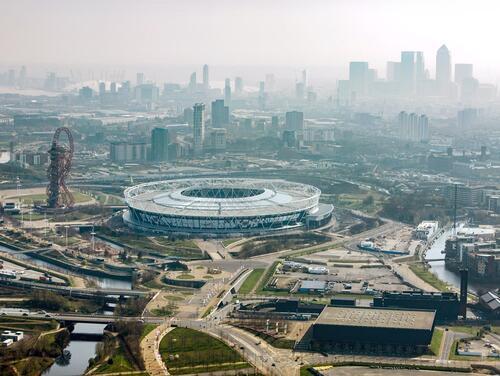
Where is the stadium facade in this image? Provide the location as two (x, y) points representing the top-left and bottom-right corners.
(123, 178), (333, 236)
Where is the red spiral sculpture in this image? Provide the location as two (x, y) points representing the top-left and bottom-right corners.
(46, 127), (74, 208)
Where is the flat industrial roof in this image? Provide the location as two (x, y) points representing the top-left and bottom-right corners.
(315, 306), (435, 330)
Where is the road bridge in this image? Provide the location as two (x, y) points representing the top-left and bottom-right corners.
(0, 278), (150, 299)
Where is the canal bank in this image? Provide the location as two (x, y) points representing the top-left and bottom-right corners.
(43, 323), (106, 376)
(0, 244), (132, 290)
(424, 225), (497, 293)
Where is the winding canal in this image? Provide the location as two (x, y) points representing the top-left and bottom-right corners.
(42, 323), (106, 376)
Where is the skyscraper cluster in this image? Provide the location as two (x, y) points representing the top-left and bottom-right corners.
(340, 45), (494, 103)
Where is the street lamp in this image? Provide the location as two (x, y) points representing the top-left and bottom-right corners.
(90, 226), (96, 253)
(64, 225), (69, 248)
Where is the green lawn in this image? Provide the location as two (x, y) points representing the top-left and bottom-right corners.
(94, 346), (135, 374)
(255, 262), (280, 294)
(159, 327), (249, 375)
(154, 237), (199, 249)
(98, 230), (205, 260)
(447, 325), (483, 336)
(141, 323), (158, 339)
(238, 268), (265, 294)
(9, 191), (92, 205)
(409, 263), (450, 291)
(429, 328), (443, 356)
(335, 192), (384, 215)
(0, 317), (59, 332)
(176, 274), (195, 280)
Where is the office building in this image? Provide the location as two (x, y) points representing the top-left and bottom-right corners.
(135, 84), (159, 104)
(203, 64), (209, 90)
(258, 81), (265, 96)
(193, 103), (205, 156)
(189, 72), (197, 92)
(110, 82), (117, 94)
(79, 86), (93, 100)
(211, 99), (229, 128)
(19, 66), (26, 88)
(349, 62), (369, 97)
(224, 78), (231, 104)
(436, 45), (451, 93)
(398, 111), (429, 142)
(136, 72), (145, 86)
(296, 82), (305, 100)
(457, 108), (478, 129)
(285, 111), (304, 131)
(400, 51), (416, 95)
(461, 78), (479, 101)
(110, 142), (147, 162)
(271, 115), (279, 128)
(235, 77), (243, 95)
(387, 61), (400, 81)
(282, 130), (297, 148)
(99, 82), (106, 96)
(415, 51), (425, 81)
(151, 127), (171, 162)
(455, 64), (473, 84)
(303, 128), (335, 143)
(208, 128), (227, 152)
(444, 184), (484, 208)
(183, 107), (194, 125)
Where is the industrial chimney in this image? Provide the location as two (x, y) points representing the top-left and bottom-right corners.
(459, 269), (468, 319)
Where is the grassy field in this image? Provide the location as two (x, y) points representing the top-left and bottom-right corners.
(0, 317), (59, 332)
(141, 323), (158, 339)
(447, 325), (483, 336)
(238, 268), (265, 294)
(98, 230), (205, 260)
(159, 327), (249, 375)
(334, 192), (384, 215)
(94, 346), (135, 374)
(254, 262), (280, 294)
(429, 328), (443, 356)
(9, 191), (92, 205)
(154, 237), (199, 249)
(409, 263), (450, 291)
(176, 274), (195, 279)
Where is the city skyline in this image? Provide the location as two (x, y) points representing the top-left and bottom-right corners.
(2, 0), (500, 83)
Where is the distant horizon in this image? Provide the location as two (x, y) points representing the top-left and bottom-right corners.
(1, 59), (500, 87)
(3, 0), (500, 83)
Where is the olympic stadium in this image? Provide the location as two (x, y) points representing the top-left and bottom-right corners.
(123, 178), (333, 236)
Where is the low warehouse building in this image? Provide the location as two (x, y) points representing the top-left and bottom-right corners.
(298, 280), (327, 294)
(311, 306), (436, 354)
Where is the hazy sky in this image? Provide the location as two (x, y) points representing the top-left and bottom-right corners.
(2, 0), (500, 81)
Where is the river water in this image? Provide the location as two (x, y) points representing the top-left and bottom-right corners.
(424, 226), (495, 293)
(0, 244), (132, 290)
(42, 323), (106, 376)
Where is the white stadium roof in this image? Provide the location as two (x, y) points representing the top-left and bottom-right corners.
(124, 178), (320, 218)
